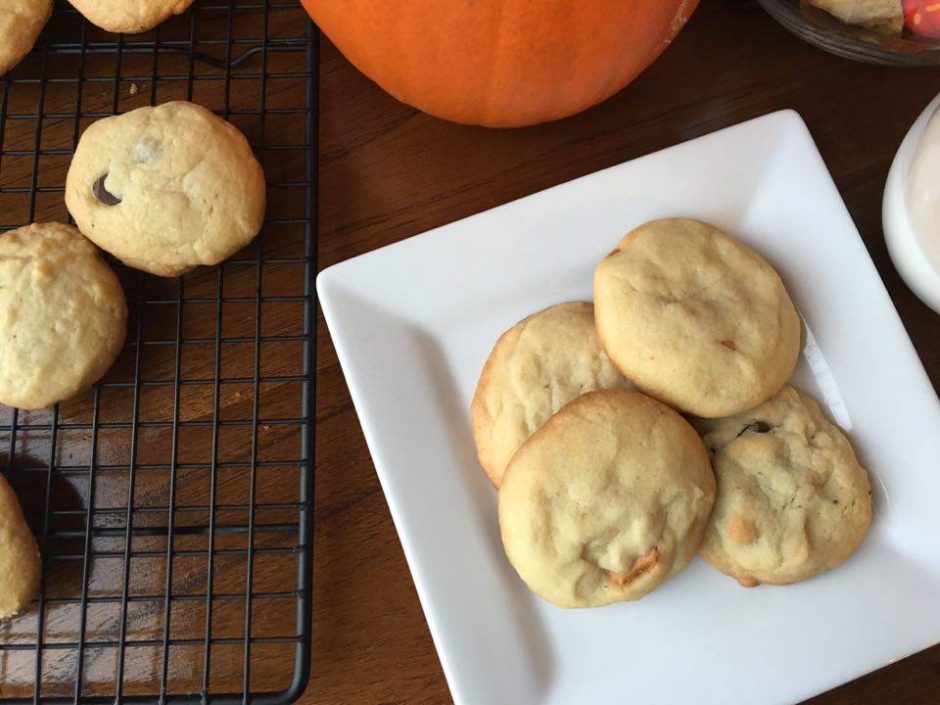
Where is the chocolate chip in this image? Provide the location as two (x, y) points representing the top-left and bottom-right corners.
(92, 174), (121, 206)
(736, 420), (772, 438)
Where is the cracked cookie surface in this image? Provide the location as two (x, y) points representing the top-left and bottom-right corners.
(498, 389), (715, 608)
(471, 301), (632, 488)
(695, 386), (872, 587)
(0, 223), (127, 410)
(65, 101), (266, 277)
(593, 218), (801, 417)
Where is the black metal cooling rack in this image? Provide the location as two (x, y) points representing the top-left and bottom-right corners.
(0, 2), (316, 704)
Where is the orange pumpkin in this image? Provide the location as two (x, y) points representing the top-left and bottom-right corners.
(302, 0), (700, 128)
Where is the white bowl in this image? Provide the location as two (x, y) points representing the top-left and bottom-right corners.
(884, 92), (940, 314)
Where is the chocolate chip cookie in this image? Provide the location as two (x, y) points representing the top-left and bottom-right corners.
(695, 386), (872, 587)
(471, 301), (632, 488)
(65, 101), (266, 277)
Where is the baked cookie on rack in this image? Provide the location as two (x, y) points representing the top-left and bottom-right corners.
(0, 474), (41, 620)
(0, 0), (53, 76)
(65, 101), (266, 277)
(66, 0), (194, 34)
(0, 223), (127, 410)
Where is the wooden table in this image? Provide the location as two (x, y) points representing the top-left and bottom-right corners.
(314, 1), (940, 702)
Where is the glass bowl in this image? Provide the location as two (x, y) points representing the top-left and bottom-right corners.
(757, 0), (940, 66)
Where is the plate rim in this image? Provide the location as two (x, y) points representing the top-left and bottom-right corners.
(317, 109), (940, 705)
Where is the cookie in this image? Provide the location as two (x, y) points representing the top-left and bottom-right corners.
(0, 223), (127, 410)
(499, 390), (716, 608)
(594, 218), (802, 418)
(0, 474), (41, 620)
(808, 0), (904, 34)
(66, 0), (194, 34)
(0, 0), (53, 76)
(65, 101), (266, 277)
(471, 302), (632, 488)
(695, 386), (872, 587)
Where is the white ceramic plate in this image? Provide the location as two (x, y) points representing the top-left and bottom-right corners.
(317, 111), (940, 705)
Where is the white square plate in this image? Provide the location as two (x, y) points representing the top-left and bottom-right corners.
(317, 111), (940, 705)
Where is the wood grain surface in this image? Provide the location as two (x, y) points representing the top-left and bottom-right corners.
(0, 1), (314, 700)
(315, 1), (940, 704)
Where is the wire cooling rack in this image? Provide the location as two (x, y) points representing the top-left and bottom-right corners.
(0, 2), (316, 704)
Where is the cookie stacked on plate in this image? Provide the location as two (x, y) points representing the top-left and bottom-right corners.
(472, 218), (872, 607)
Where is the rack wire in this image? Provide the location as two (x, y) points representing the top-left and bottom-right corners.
(0, 2), (317, 704)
